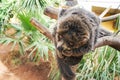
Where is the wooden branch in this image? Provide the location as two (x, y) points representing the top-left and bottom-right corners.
(44, 6), (58, 19)
(102, 13), (120, 22)
(44, 6), (120, 22)
(99, 6), (111, 18)
(44, 0), (78, 19)
(30, 18), (53, 41)
(95, 35), (120, 51)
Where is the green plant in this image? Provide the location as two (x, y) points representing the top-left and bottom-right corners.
(115, 15), (120, 31)
(76, 46), (120, 80)
(0, 0), (55, 62)
(0, 0), (15, 35)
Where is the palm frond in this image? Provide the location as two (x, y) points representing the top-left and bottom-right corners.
(0, 37), (25, 55)
(18, 13), (37, 32)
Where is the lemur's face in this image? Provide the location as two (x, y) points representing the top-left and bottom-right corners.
(55, 11), (91, 57)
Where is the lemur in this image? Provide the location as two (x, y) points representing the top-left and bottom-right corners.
(52, 7), (112, 80)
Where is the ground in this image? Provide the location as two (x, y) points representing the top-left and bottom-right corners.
(0, 44), (119, 80)
(0, 44), (51, 80)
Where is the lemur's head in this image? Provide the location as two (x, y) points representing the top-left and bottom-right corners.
(54, 7), (99, 57)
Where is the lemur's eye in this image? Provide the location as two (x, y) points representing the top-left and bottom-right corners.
(72, 12), (78, 14)
(58, 35), (63, 41)
(69, 42), (74, 46)
(59, 35), (62, 38)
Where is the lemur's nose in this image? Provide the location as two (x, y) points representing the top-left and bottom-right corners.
(57, 46), (63, 51)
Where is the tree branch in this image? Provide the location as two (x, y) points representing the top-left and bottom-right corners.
(30, 18), (53, 41)
(44, 6), (120, 22)
(99, 6), (111, 18)
(44, 6), (58, 19)
(102, 13), (120, 22)
(95, 35), (120, 51)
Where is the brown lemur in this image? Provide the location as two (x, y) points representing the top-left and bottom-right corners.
(52, 7), (112, 80)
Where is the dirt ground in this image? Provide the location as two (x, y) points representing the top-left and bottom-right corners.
(0, 44), (119, 80)
(0, 44), (51, 80)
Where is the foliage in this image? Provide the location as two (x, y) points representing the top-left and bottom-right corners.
(115, 15), (120, 31)
(0, 0), (55, 61)
(0, 0), (15, 35)
(76, 47), (120, 80)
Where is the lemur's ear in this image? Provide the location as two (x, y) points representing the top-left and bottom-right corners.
(59, 8), (66, 17)
(96, 17), (101, 26)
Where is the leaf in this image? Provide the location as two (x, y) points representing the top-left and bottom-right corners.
(18, 13), (37, 32)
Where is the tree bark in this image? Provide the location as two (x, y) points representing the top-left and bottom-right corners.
(44, 6), (58, 19)
(30, 18), (53, 41)
(95, 35), (120, 51)
(102, 13), (120, 22)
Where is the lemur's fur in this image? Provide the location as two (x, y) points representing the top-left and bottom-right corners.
(52, 7), (112, 80)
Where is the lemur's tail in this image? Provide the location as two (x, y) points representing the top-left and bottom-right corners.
(57, 56), (75, 80)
